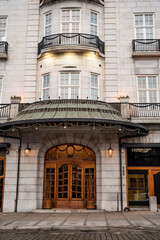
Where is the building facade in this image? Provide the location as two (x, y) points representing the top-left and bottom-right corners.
(0, 0), (160, 212)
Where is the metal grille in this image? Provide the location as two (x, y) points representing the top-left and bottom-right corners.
(132, 39), (160, 52)
(38, 33), (105, 55)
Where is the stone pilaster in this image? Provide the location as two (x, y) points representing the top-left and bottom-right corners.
(24, 0), (39, 102)
(104, 0), (118, 102)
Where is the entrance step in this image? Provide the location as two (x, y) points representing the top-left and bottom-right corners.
(129, 207), (149, 211)
(32, 209), (104, 213)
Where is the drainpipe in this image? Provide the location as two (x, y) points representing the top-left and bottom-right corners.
(0, 135), (22, 212)
(118, 132), (148, 212)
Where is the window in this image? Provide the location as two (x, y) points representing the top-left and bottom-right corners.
(60, 72), (80, 99)
(0, 77), (3, 102)
(135, 14), (154, 39)
(91, 12), (98, 36)
(44, 12), (52, 36)
(0, 17), (7, 41)
(137, 76), (158, 103)
(61, 9), (80, 33)
(42, 74), (50, 100)
(91, 74), (98, 100)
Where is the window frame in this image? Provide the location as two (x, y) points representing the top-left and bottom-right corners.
(59, 71), (81, 99)
(137, 75), (159, 103)
(134, 13), (155, 39)
(42, 73), (50, 100)
(90, 10), (99, 36)
(90, 73), (99, 100)
(60, 9), (81, 33)
(44, 11), (52, 37)
(0, 16), (8, 41)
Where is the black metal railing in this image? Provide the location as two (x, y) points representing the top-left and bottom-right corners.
(129, 103), (160, 118)
(40, 0), (104, 4)
(132, 39), (160, 52)
(38, 33), (105, 55)
(0, 41), (8, 55)
(0, 104), (11, 119)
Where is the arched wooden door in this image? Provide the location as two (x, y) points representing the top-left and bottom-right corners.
(43, 145), (96, 209)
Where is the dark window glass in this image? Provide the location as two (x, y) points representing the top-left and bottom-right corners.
(128, 148), (160, 167)
(0, 178), (3, 211)
(0, 160), (4, 176)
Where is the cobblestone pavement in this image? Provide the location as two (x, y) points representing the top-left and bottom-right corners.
(0, 228), (160, 240)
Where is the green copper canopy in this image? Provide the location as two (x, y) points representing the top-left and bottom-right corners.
(0, 99), (148, 133)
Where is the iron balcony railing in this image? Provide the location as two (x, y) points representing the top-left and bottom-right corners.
(129, 103), (160, 118)
(0, 41), (8, 55)
(0, 104), (11, 119)
(40, 0), (104, 3)
(132, 39), (160, 52)
(38, 33), (105, 55)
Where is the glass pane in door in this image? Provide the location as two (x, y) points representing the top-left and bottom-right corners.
(45, 168), (55, 199)
(128, 170), (149, 206)
(154, 172), (160, 205)
(58, 164), (68, 198)
(85, 168), (94, 200)
(72, 164), (81, 199)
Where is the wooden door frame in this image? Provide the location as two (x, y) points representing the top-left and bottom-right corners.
(0, 157), (6, 212)
(126, 149), (160, 207)
(43, 157), (96, 208)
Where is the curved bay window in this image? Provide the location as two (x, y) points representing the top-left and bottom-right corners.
(43, 144), (96, 209)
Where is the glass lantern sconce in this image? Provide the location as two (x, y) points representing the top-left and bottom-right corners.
(108, 144), (113, 157)
(24, 143), (31, 157)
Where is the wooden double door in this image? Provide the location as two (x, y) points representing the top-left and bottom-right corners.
(43, 158), (96, 209)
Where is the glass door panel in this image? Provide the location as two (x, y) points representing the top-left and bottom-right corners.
(72, 164), (82, 199)
(85, 168), (94, 200)
(154, 172), (160, 205)
(128, 170), (149, 206)
(45, 168), (55, 199)
(58, 164), (68, 199)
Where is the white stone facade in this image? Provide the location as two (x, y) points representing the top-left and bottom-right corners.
(0, 0), (160, 212)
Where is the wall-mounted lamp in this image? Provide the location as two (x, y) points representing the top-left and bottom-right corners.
(64, 123), (67, 129)
(108, 144), (113, 157)
(24, 143), (31, 157)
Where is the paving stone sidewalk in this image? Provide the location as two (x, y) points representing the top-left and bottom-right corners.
(1, 211), (160, 230)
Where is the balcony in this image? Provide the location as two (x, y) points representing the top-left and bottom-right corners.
(129, 103), (160, 123)
(132, 39), (160, 57)
(38, 33), (105, 56)
(40, 0), (104, 6)
(0, 41), (8, 59)
(0, 102), (160, 125)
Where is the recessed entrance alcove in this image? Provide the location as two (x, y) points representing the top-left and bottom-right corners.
(43, 144), (96, 209)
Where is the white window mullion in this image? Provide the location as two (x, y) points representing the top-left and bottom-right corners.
(137, 76), (158, 103)
(0, 17), (7, 41)
(60, 72), (80, 99)
(42, 74), (50, 100)
(135, 14), (154, 40)
(44, 12), (52, 36)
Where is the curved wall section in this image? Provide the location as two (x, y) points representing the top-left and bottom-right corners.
(37, 0), (105, 101)
(38, 0), (104, 43)
(37, 52), (104, 100)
